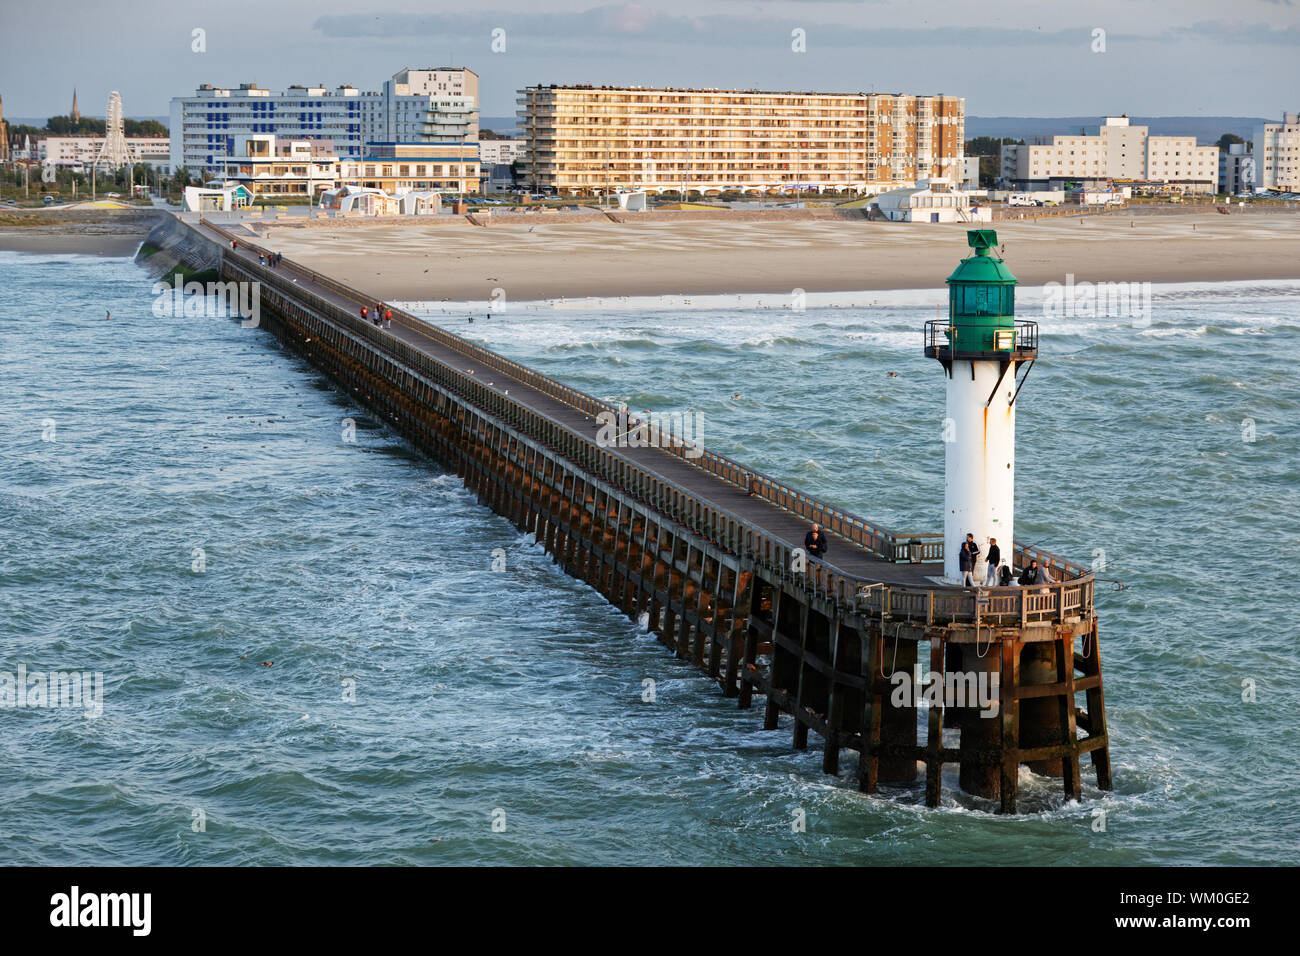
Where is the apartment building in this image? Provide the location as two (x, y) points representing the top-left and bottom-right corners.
(1218, 142), (1256, 195)
(516, 85), (964, 195)
(42, 135), (171, 170)
(1000, 116), (1219, 193)
(170, 68), (479, 176)
(373, 68), (479, 143)
(1255, 112), (1300, 191)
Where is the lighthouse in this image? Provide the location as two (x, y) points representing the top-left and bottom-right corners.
(925, 230), (1037, 585)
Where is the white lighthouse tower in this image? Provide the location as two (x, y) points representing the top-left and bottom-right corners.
(925, 230), (1037, 585)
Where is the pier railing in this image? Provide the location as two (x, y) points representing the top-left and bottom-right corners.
(200, 218), (1095, 624)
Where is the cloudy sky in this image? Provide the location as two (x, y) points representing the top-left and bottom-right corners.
(2, 0), (1296, 121)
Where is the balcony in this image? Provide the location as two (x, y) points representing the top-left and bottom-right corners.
(924, 319), (1039, 363)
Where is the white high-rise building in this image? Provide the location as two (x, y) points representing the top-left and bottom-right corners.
(170, 83), (365, 175)
(375, 68), (478, 144)
(1255, 112), (1300, 191)
(169, 69), (479, 176)
(1000, 116), (1219, 193)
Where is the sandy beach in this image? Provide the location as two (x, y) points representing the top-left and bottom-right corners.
(0, 209), (164, 257)
(251, 210), (1300, 303)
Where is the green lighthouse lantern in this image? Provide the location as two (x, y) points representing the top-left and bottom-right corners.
(925, 229), (1036, 372)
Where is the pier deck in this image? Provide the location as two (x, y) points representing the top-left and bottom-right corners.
(183, 215), (1110, 811)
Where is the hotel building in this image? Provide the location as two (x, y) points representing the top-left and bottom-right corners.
(337, 142), (481, 194)
(999, 116), (1219, 193)
(169, 68), (479, 176)
(221, 135), (339, 200)
(1254, 112), (1300, 192)
(516, 85), (965, 195)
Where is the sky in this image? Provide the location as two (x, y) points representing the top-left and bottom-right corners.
(1, 0), (1296, 122)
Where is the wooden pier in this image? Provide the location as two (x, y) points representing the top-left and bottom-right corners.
(176, 216), (1111, 812)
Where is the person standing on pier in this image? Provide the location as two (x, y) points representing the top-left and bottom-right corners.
(960, 532), (980, 587)
(804, 524), (828, 559)
(985, 537), (1001, 586)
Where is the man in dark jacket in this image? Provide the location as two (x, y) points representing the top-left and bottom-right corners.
(959, 533), (980, 586)
(804, 524), (828, 559)
(985, 537), (1002, 586)
(1018, 560), (1040, 586)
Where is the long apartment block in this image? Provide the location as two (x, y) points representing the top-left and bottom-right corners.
(516, 85), (965, 195)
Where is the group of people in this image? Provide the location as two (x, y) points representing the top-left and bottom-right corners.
(959, 532), (1057, 588)
(801, 525), (1058, 590)
(360, 302), (394, 329)
(259, 251), (284, 268)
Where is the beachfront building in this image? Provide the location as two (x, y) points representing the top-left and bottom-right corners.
(999, 116), (1218, 193)
(872, 179), (990, 223)
(1219, 143), (1256, 195)
(1254, 112), (1300, 192)
(170, 84), (365, 174)
(42, 135), (171, 171)
(516, 85), (965, 196)
(337, 142), (480, 194)
(169, 70), (480, 177)
(220, 135), (339, 201)
(182, 182), (252, 211)
(319, 184), (400, 215)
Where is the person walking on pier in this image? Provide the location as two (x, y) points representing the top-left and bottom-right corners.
(960, 532), (980, 587)
(383, 308), (393, 329)
(360, 307), (369, 322)
(985, 537), (1001, 586)
(804, 524), (828, 559)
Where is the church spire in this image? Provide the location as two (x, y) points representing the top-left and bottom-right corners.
(71, 88), (79, 127)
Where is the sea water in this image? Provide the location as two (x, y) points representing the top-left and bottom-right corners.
(2, 250), (1297, 865)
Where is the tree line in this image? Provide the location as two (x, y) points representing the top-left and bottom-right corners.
(7, 115), (168, 139)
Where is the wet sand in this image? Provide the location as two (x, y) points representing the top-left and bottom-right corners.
(0, 209), (163, 257)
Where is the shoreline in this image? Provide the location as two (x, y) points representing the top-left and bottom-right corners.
(0, 234), (149, 257)
(398, 277), (1300, 313)
(0, 208), (165, 258)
